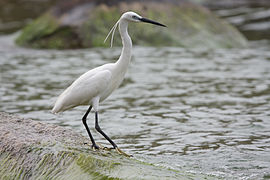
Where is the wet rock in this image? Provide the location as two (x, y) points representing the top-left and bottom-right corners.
(202, 0), (270, 9)
(200, 0), (270, 40)
(15, 0), (247, 49)
(0, 112), (217, 179)
(0, 0), (55, 34)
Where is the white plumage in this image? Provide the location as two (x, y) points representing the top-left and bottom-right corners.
(52, 11), (166, 156)
(52, 64), (115, 113)
(52, 12), (134, 114)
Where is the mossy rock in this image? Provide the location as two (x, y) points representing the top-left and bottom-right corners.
(0, 112), (219, 179)
(15, 1), (247, 49)
(16, 12), (82, 49)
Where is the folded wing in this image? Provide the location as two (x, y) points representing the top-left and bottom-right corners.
(52, 69), (112, 113)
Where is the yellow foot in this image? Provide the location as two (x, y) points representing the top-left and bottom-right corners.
(92, 144), (99, 151)
(91, 143), (132, 157)
(96, 143), (104, 149)
(116, 147), (132, 157)
(96, 143), (114, 151)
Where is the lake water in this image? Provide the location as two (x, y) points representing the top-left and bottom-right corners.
(1, 34), (270, 179)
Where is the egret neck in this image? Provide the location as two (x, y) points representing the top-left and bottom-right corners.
(115, 19), (132, 73)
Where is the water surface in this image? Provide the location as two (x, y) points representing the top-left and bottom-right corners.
(1, 35), (270, 179)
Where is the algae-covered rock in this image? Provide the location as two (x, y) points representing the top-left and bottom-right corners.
(16, 12), (82, 49)
(0, 112), (218, 179)
(15, 0), (247, 49)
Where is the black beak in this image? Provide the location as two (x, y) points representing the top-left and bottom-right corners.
(140, 17), (167, 27)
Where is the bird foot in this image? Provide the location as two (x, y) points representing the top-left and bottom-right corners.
(103, 147), (115, 151)
(91, 144), (100, 150)
(116, 147), (132, 157)
(91, 143), (132, 157)
(96, 143), (113, 151)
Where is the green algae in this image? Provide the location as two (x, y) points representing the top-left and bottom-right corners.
(15, 13), (59, 47)
(15, 13), (81, 49)
(80, 7), (121, 47)
(0, 112), (220, 180)
(0, 146), (220, 180)
(33, 26), (82, 49)
(0, 153), (27, 180)
(75, 154), (120, 180)
(15, 3), (247, 49)
(81, 7), (178, 47)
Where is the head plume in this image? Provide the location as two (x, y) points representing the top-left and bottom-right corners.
(104, 19), (120, 48)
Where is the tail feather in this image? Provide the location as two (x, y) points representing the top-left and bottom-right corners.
(51, 104), (61, 114)
(51, 97), (64, 114)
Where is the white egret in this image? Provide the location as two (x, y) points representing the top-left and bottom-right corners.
(52, 11), (166, 157)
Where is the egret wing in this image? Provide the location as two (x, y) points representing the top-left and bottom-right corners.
(52, 70), (112, 113)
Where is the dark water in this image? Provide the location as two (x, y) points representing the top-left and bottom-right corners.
(1, 34), (270, 179)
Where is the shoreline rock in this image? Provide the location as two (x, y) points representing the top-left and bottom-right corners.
(15, 0), (247, 49)
(0, 112), (218, 179)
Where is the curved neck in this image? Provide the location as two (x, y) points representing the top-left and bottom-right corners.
(116, 19), (132, 68)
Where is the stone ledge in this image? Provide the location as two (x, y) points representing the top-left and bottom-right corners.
(0, 112), (219, 179)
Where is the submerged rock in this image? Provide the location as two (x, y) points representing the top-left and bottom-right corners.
(201, 0), (270, 40)
(15, 0), (247, 49)
(0, 112), (218, 179)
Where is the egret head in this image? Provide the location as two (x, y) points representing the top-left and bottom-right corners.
(121, 12), (142, 22)
(104, 11), (166, 47)
(121, 11), (166, 27)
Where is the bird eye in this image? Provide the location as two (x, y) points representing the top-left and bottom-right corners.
(132, 15), (137, 19)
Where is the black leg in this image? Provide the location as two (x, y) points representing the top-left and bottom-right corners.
(82, 106), (99, 149)
(95, 111), (118, 149)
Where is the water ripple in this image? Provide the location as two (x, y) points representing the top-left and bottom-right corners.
(1, 41), (270, 179)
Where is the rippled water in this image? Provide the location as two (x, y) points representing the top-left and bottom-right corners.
(1, 35), (270, 179)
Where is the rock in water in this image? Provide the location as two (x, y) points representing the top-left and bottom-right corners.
(15, 0), (247, 49)
(0, 112), (219, 179)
